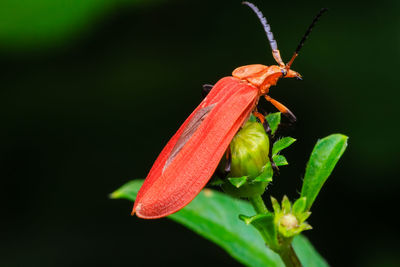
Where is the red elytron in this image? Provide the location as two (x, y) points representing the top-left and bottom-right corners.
(133, 2), (327, 218)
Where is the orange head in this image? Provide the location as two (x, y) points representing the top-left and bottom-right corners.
(232, 64), (302, 94)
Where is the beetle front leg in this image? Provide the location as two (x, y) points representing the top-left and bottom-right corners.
(253, 111), (265, 124)
(264, 95), (297, 123)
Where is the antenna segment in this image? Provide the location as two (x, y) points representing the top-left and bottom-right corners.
(242, 1), (285, 66)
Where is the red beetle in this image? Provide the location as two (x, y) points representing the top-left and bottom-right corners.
(133, 2), (327, 218)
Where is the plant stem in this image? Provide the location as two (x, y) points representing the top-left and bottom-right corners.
(279, 243), (302, 267)
(248, 195), (268, 214)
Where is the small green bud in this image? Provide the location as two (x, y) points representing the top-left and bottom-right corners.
(272, 196), (313, 238)
(280, 214), (298, 230)
(222, 121), (271, 197)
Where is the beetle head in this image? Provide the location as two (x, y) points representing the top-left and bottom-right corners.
(232, 64), (301, 92)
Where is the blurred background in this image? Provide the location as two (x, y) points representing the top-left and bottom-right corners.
(1, 0), (399, 266)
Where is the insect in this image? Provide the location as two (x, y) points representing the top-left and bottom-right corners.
(133, 2), (327, 219)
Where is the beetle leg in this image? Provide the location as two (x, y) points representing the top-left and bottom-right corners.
(253, 109), (279, 172)
(271, 159), (279, 173)
(263, 115), (279, 172)
(252, 111), (265, 124)
(264, 95), (297, 123)
(202, 84), (214, 98)
(255, 106), (271, 134)
(263, 118), (279, 172)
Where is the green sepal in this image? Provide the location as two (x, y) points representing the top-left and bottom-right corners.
(253, 161), (273, 183)
(272, 154), (288, 166)
(228, 176), (248, 188)
(292, 197), (307, 216)
(239, 213), (279, 251)
(222, 181), (269, 198)
(265, 112), (281, 135)
(282, 222), (313, 238)
(292, 223), (313, 235)
(297, 211), (312, 223)
(272, 137), (296, 155)
(281, 195), (291, 214)
(270, 196), (281, 213)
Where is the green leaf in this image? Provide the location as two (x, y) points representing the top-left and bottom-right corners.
(228, 176), (248, 188)
(253, 161), (273, 183)
(240, 213), (279, 251)
(109, 179), (142, 200)
(301, 134), (348, 210)
(112, 180), (328, 267)
(266, 112), (281, 135)
(293, 235), (329, 267)
(272, 137), (296, 155)
(272, 155), (288, 166)
(281, 195), (291, 214)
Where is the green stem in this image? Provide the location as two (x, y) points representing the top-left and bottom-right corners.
(248, 195), (268, 214)
(279, 243), (302, 267)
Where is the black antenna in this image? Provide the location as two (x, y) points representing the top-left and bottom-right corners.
(295, 8), (328, 54)
(242, 1), (285, 66)
(286, 8), (328, 69)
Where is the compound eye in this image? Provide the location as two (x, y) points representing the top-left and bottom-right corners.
(281, 69), (287, 77)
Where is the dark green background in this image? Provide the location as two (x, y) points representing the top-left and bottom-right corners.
(1, 0), (399, 266)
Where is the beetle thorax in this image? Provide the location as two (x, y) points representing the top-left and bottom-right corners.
(233, 64), (301, 95)
(232, 64), (283, 94)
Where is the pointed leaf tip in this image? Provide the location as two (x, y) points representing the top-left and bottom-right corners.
(272, 154), (288, 166)
(253, 161), (273, 182)
(282, 195), (291, 214)
(109, 191), (120, 199)
(110, 179), (143, 202)
(272, 137), (296, 155)
(270, 196), (281, 213)
(228, 176), (248, 188)
(266, 112), (281, 135)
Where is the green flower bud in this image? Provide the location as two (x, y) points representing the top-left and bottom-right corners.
(221, 121), (271, 197)
(230, 121), (270, 178)
(280, 214), (298, 230)
(272, 196), (312, 238)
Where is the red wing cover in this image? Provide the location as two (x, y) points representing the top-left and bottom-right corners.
(133, 77), (259, 218)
